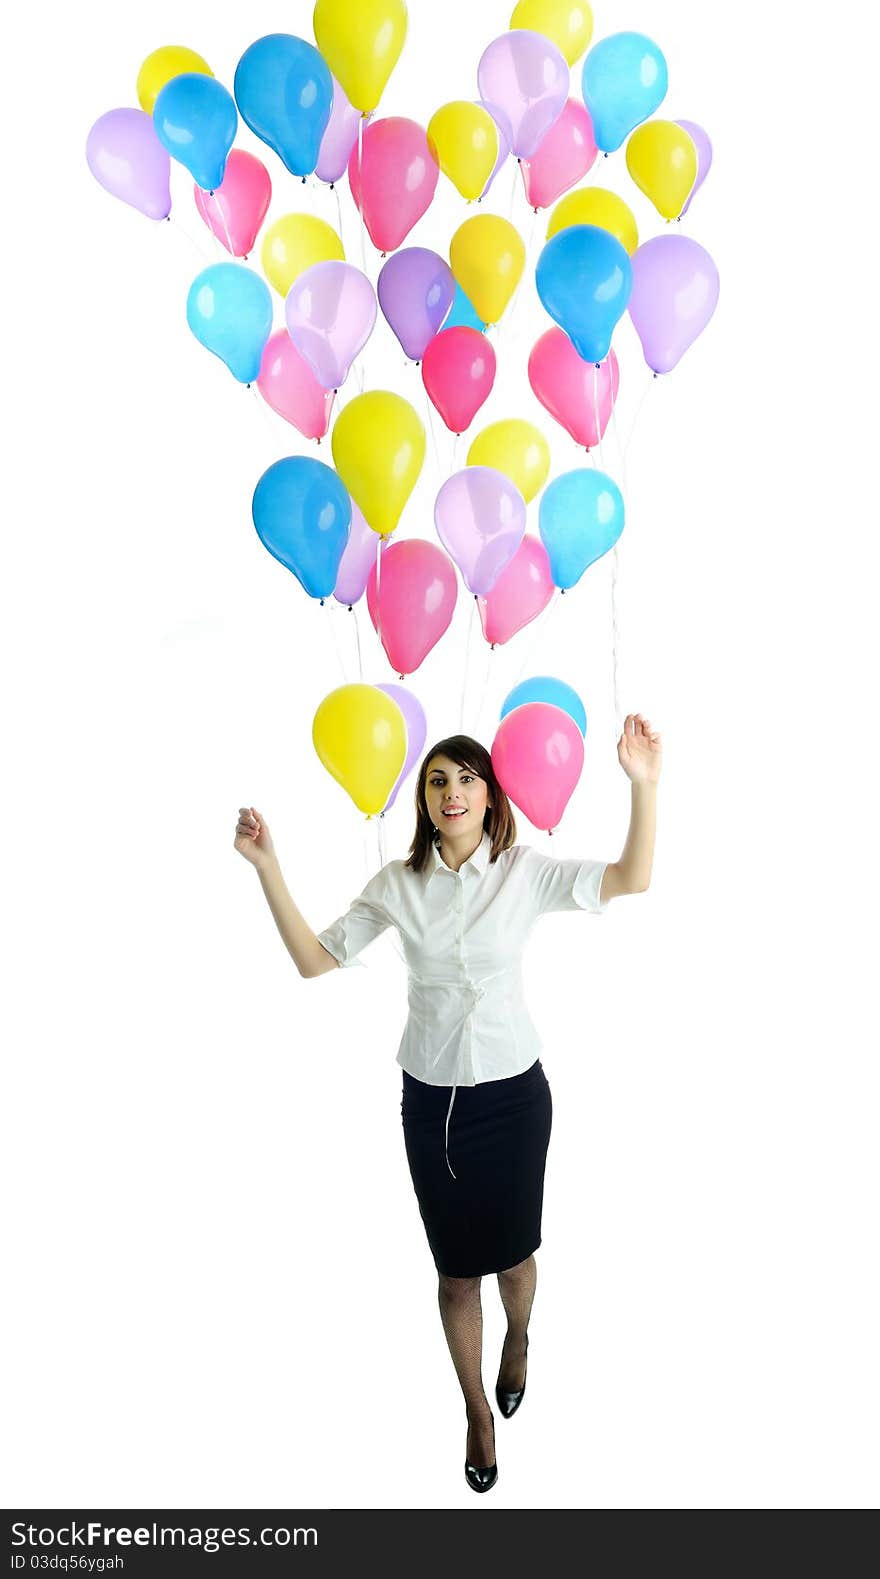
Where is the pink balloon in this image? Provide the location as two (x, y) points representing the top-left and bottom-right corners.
(520, 99), (597, 210)
(477, 535), (554, 645)
(434, 466), (526, 595)
(476, 31), (569, 158)
(285, 260), (377, 390)
(491, 702), (583, 832)
(421, 326), (496, 434)
(317, 75), (366, 184)
(365, 539), (458, 676)
(347, 117), (439, 253)
(193, 149), (271, 256)
(257, 329), (336, 440)
(333, 498), (376, 606)
(528, 330), (619, 448)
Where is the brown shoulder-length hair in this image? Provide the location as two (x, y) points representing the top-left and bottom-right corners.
(404, 734), (517, 874)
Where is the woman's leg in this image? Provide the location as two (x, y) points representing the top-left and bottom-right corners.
(496, 1254), (537, 1392)
(437, 1273), (495, 1467)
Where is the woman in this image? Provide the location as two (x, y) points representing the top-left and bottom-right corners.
(234, 712), (661, 1493)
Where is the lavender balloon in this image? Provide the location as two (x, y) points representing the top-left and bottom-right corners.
(377, 248), (456, 361)
(477, 99), (513, 197)
(375, 683), (427, 811)
(333, 498), (377, 606)
(285, 260), (377, 390)
(477, 31), (568, 158)
(316, 75), (365, 184)
(434, 467), (526, 595)
(86, 108), (171, 220)
(628, 235), (720, 375)
(676, 120), (713, 216)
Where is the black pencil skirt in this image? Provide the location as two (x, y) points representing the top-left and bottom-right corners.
(400, 1059), (553, 1277)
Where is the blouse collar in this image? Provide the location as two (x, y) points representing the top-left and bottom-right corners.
(425, 826), (492, 883)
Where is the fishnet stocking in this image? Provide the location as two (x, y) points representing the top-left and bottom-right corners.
(437, 1274), (495, 1469)
(496, 1254), (536, 1392)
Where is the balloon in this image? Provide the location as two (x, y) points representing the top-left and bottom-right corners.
(477, 100), (514, 197)
(628, 235), (720, 374)
(443, 282), (486, 333)
(186, 263), (273, 383)
(86, 109), (171, 221)
(510, 2), (593, 65)
(477, 30), (568, 158)
(332, 391), (426, 537)
(312, 684), (407, 815)
(316, 75), (365, 183)
(538, 467), (624, 588)
(365, 539), (458, 675)
(137, 46), (213, 114)
(676, 119), (713, 216)
(581, 31), (668, 152)
(421, 327), (496, 434)
(348, 118), (439, 252)
(466, 419), (550, 503)
(547, 185), (638, 254)
(492, 702), (583, 831)
(449, 214), (525, 325)
(477, 535), (554, 645)
(535, 223), (631, 362)
(234, 34), (332, 177)
(520, 98), (597, 209)
(377, 248), (456, 360)
(626, 120), (697, 221)
(285, 260), (377, 390)
(427, 102), (499, 201)
(252, 456), (351, 598)
(313, 0), (408, 113)
(261, 213), (344, 297)
(375, 683), (428, 810)
(434, 466), (526, 594)
(256, 329), (336, 440)
(153, 73), (237, 190)
(501, 676), (587, 735)
(528, 331), (619, 448)
(334, 499), (378, 605)
(193, 149), (271, 256)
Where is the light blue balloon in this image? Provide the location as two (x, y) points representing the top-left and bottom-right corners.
(581, 31), (668, 153)
(252, 458), (351, 599)
(234, 34), (333, 177)
(443, 282), (486, 333)
(153, 74), (237, 191)
(538, 469), (624, 590)
(501, 678), (587, 736)
(186, 264), (273, 384)
(536, 225), (631, 363)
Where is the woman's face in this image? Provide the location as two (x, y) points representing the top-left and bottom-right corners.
(423, 754), (492, 839)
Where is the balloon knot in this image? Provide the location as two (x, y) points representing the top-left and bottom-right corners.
(348, 605), (353, 612)
(516, 157), (522, 164)
(301, 176), (307, 184)
(320, 597), (325, 606)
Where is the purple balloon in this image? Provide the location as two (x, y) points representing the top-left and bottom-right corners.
(434, 467), (526, 595)
(333, 498), (377, 606)
(316, 75), (366, 184)
(628, 235), (720, 375)
(375, 683), (427, 811)
(377, 248), (455, 361)
(86, 108), (172, 220)
(476, 99), (513, 197)
(285, 260), (377, 390)
(476, 31), (568, 158)
(676, 119), (713, 216)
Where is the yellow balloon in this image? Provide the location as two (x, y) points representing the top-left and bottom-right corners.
(449, 215), (525, 326)
(313, 0), (408, 113)
(546, 186), (639, 255)
(261, 214), (344, 297)
(136, 46), (213, 115)
(626, 121), (698, 221)
(427, 102), (499, 201)
(313, 684), (407, 816)
(509, 0), (593, 65)
(332, 391), (425, 539)
(466, 420), (550, 505)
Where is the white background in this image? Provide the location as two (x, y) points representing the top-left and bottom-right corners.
(4, 0), (877, 1511)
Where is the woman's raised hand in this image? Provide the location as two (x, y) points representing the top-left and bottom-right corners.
(617, 714), (662, 784)
(234, 806), (277, 870)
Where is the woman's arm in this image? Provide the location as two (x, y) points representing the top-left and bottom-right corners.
(601, 715), (662, 902)
(235, 808), (339, 978)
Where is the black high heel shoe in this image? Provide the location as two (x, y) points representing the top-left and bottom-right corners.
(495, 1333), (528, 1419)
(464, 1410), (497, 1493)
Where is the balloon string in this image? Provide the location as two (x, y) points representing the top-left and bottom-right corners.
(460, 593), (477, 731)
(351, 603), (364, 681)
(249, 383), (282, 439)
(165, 213), (214, 266)
(608, 369), (627, 500)
(375, 533), (383, 657)
(592, 360), (607, 476)
(321, 598), (349, 684)
(507, 159), (519, 223)
(331, 182), (345, 247)
(610, 541), (623, 744)
(621, 367), (658, 466)
(450, 430), (460, 479)
(475, 635), (494, 743)
(357, 115), (369, 281)
(509, 586), (561, 688)
(423, 384), (443, 479)
(210, 190), (236, 259)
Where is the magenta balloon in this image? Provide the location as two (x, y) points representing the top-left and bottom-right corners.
(628, 235), (720, 375)
(676, 119), (713, 216)
(434, 466), (526, 596)
(491, 702), (583, 832)
(476, 31), (569, 158)
(285, 260), (377, 389)
(333, 498), (376, 606)
(316, 75), (365, 184)
(377, 247), (456, 360)
(365, 539), (458, 676)
(375, 682), (428, 810)
(476, 99), (514, 196)
(86, 108), (172, 220)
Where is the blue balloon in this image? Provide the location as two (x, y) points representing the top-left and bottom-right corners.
(443, 282), (486, 333)
(186, 264), (273, 384)
(252, 458), (352, 599)
(536, 225), (631, 364)
(153, 74), (237, 191)
(501, 678), (587, 736)
(234, 34), (333, 177)
(581, 31), (668, 153)
(538, 469), (624, 590)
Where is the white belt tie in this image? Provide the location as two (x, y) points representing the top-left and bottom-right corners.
(443, 980), (491, 1179)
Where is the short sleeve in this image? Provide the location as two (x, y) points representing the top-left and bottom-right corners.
(525, 848), (609, 916)
(315, 867), (392, 969)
